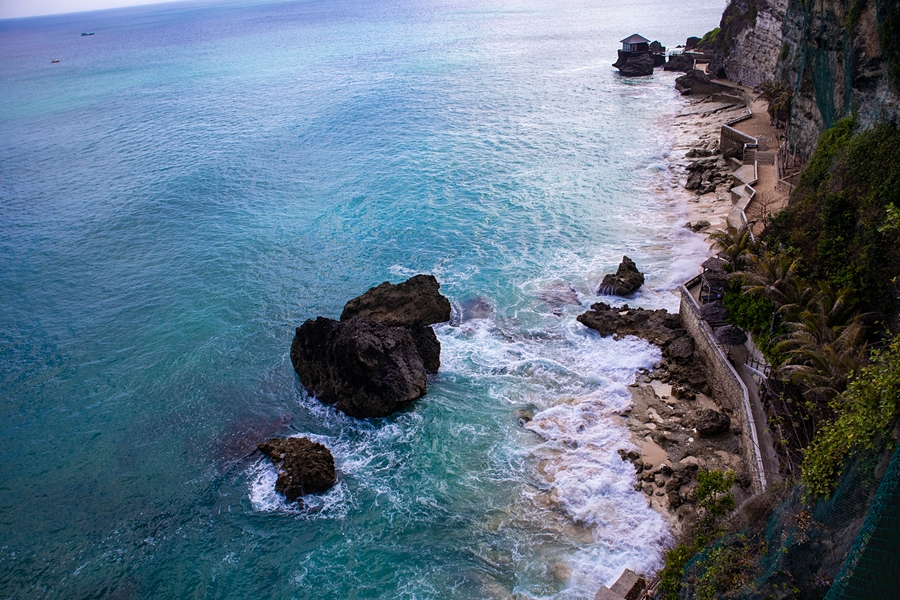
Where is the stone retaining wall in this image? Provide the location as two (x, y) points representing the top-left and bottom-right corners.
(680, 279), (767, 493)
(720, 124), (757, 160)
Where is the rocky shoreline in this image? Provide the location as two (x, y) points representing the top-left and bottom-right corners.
(578, 302), (753, 539)
(584, 86), (760, 544)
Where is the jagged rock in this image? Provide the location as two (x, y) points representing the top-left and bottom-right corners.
(339, 274), (450, 375)
(696, 409), (731, 437)
(613, 51), (655, 76)
(340, 274), (451, 327)
(665, 336), (694, 360)
(664, 53), (695, 72)
(674, 69), (731, 95)
(685, 170), (703, 190)
(597, 256), (645, 296)
(257, 437), (336, 501)
(685, 220), (711, 232)
(578, 302), (681, 344)
(685, 147), (715, 158)
(291, 316), (428, 418)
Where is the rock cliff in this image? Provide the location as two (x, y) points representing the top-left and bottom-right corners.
(777, 0), (900, 156)
(703, 0), (900, 158)
(707, 0), (788, 89)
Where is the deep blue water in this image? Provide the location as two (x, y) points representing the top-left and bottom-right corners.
(0, 0), (723, 597)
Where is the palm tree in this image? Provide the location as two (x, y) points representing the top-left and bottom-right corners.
(776, 282), (867, 401)
(707, 224), (756, 272)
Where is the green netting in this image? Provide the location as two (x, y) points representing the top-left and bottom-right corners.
(825, 443), (900, 599)
(671, 445), (899, 599)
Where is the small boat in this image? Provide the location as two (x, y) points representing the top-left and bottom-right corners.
(81, 32), (94, 36)
(51, 59), (60, 63)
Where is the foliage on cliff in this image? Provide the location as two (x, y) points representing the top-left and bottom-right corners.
(767, 117), (900, 319)
(801, 333), (900, 497)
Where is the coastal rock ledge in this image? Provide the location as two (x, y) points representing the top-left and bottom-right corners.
(258, 437), (336, 502)
(291, 274), (451, 418)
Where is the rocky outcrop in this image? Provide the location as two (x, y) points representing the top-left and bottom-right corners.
(675, 70), (731, 95)
(291, 275), (451, 418)
(702, 0), (788, 89)
(597, 256), (644, 296)
(258, 437), (336, 502)
(340, 274), (451, 328)
(291, 316), (428, 418)
(613, 51), (655, 76)
(578, 303), (710, 393)
(340, 274), (450, 374)
(665, 53), (695, 72)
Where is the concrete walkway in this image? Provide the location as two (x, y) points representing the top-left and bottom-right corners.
(729, 343), (782, 484)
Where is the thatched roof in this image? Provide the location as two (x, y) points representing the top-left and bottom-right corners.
(699, 300), (729, 323)
(701, 257), (727, 273)
(716, 325), (748, 346)
(701, 270), (730, 292)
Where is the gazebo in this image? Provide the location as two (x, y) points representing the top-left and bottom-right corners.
(620, 34), (651, 53)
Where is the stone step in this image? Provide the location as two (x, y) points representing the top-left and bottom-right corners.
(756, 151), (776, 164)
(595, 569), (648, 600)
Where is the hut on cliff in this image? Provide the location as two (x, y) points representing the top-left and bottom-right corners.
(620, 34), (650, 53)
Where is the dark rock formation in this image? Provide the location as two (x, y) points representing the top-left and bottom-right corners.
(291, 275), (452, 418)
(578, 302), (681, 347)
(597, 256), (645, 296)
(664, 53), (695, 72)
(674, 70), (731, 95)
(685, 36), (701, 50)
(340, 274), (451, 328)
(339, 274), (450, 375)
(613, 51), (655, 76)
(291, 316), (428, 418)
(696, 409), (731, 437)
(258, 437), (336, 502)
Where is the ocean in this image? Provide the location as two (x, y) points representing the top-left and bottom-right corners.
(0, 0), (724, 597)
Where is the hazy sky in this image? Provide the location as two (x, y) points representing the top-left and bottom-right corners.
(0, 0), (178, 19)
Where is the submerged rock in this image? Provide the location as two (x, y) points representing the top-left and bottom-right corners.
(291, 316), (428, 418)
(257, 437), (336, 502)
(597, 256), (645, 296)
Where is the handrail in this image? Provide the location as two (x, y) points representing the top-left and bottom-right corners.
(680, 284), (768, 492)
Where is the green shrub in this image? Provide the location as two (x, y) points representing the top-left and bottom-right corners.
(801, 333), (900, 497)
(767, 118), (900, 318)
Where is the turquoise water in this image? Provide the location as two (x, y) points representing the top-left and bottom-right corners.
(0, 0), (723, 597)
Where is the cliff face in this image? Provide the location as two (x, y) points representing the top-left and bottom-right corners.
(707, 0), (788, 89)
(706, 0), (900, 158)
(777, 0), (900, 157)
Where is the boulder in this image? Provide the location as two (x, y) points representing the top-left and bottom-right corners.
(685, 36), (701, 50)
(291, 316), (428, 418)
(613, 51), (655, 77)
(340, 274), (450, 375)
(340, 274), (451, 327)
(696, 409), (731, 437)
(257, 437), (336, 502)
(665, 336), (694, 360)
(674, 69), (731, 95)
(597, 256), (645, 296)
(664, 53), (695, 72)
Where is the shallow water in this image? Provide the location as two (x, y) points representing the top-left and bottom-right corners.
(0, 0), (723, 597)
